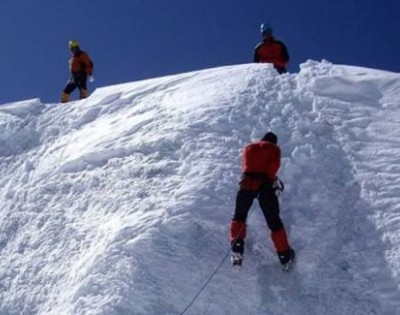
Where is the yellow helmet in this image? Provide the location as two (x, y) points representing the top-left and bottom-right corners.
(68, 40), (80, 49)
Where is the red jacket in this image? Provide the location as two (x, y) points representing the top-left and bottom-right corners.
(254, 37), (289, 69)
(242, 140), (281, 180)
(69, 50), (94, 75)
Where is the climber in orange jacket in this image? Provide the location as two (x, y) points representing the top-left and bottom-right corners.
(254, 23), (289, 74)
(230, 132), (294, 268)
(61, 40), (94, 103)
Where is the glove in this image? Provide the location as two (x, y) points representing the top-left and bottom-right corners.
(272, 177), (284, 193)
(89, 75), (95, 83)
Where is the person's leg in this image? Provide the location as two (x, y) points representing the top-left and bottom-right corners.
(61, 77), (77, 103)
(230, 189), (255, 255)
(61, 92), (71, 103)
(79, 88), (89, 99)
(258, 185), (293, 264)
(275, 66), (287, 74)
(76, 72), (89, 99)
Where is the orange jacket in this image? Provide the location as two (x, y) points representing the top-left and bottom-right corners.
(254, 37), (289, 68)
(242, 140), (281, 180)
(69, 50), (94, 75)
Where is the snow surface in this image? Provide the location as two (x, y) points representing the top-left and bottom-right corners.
(1, 60), (400, 315)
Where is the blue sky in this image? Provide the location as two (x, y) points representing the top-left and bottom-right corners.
(0, 0), (399, 104)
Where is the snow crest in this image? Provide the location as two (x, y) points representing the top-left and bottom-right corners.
(0, 61), (400, 314)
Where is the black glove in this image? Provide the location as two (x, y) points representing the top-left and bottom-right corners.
(272, 177), (284, 193)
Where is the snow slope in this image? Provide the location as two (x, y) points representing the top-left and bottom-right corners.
(0, 61), (400, 315)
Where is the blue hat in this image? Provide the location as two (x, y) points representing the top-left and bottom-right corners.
(260, 22), (273, 34)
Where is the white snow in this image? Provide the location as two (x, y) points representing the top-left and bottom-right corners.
(1, 60), (400, 315)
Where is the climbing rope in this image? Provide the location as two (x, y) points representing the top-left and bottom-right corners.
(179, 246), (231, 315)
(179, 208), (254, 315)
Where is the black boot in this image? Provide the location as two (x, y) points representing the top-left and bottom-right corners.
(231, 239), (245, 267)
(231, 239), (245, 255)
(278, 248), (295, 271)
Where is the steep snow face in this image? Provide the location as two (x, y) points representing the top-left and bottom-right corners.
(0, 61), (400, 315)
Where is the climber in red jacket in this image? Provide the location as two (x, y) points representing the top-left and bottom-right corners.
(230, 132), (294, 268)
(254, 23), (289, 74)
(61, 40), (94, 103)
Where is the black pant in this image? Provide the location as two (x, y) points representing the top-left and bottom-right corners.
(275, 66), (287, 74)
(233, 183), (283, 232)
(63, 71), (88, 94)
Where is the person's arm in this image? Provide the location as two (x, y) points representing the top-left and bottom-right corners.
(269, 146), (281, 178)
(278, 41), (289, 63)
(81, 52), (94, 75)
(254, 43), (262, 63)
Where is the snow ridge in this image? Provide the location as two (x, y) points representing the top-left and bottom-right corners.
(0, 61), (400, 314)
